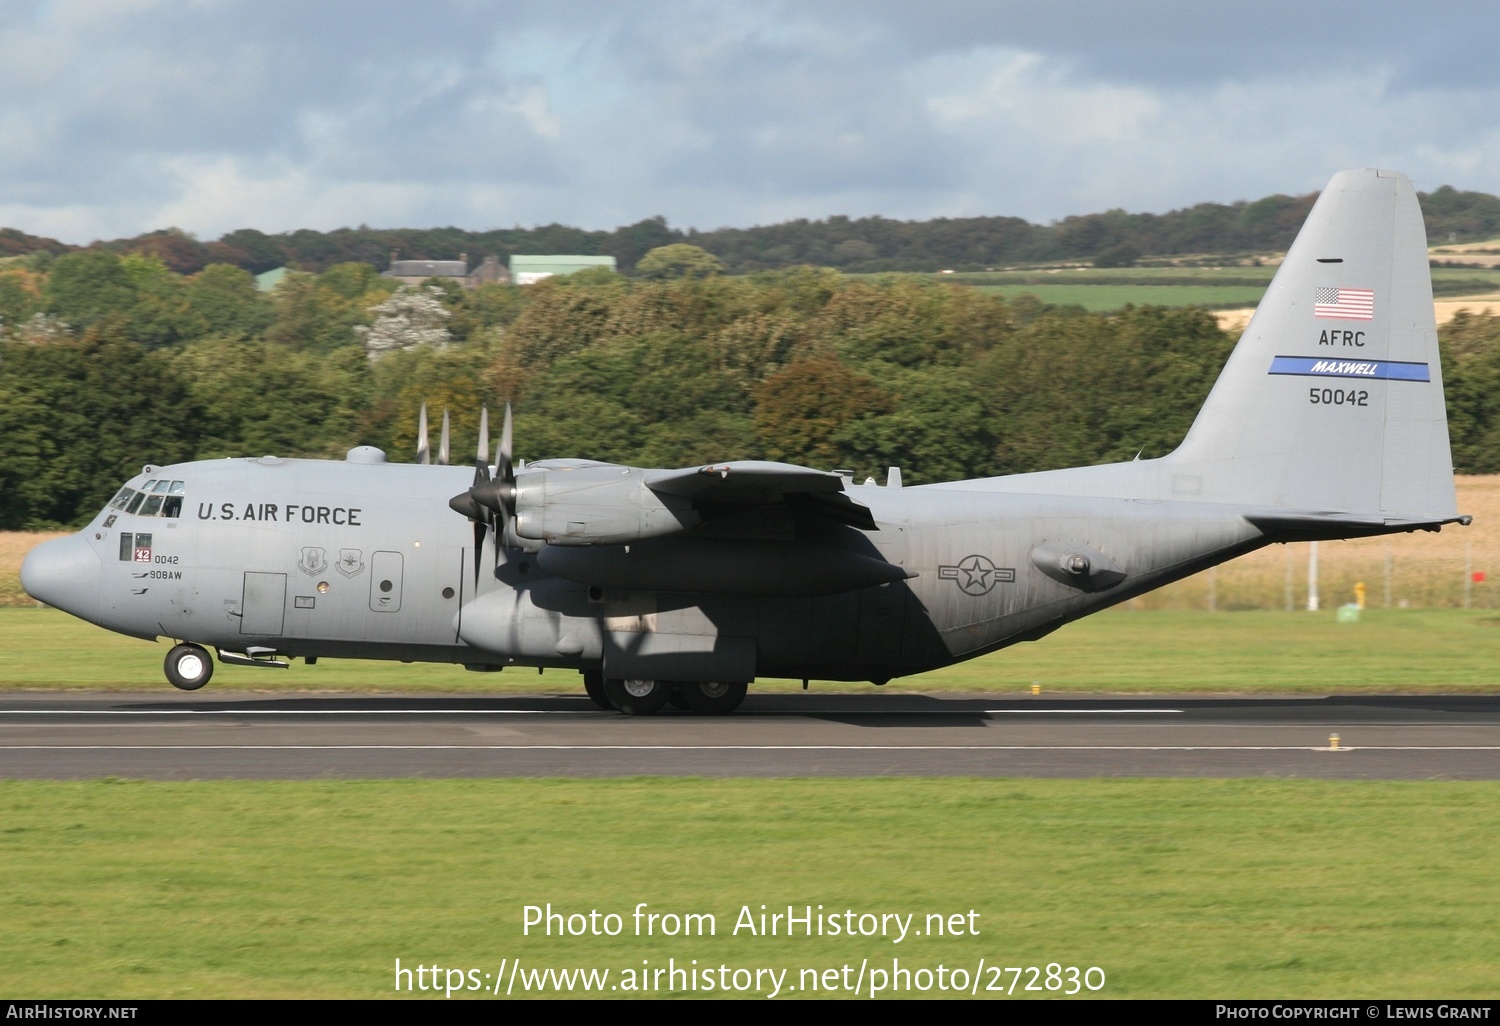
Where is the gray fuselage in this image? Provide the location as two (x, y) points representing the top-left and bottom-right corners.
(33, 452), (1267, 684)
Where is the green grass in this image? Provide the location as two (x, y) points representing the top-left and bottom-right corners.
(4, 613), (1497, 1000)
(4, 607), (1496, 694)
(950, 267), (1277, 286)
(1, 779), (1496, 998)
(914, 608), (1500, 693)
(970, 284), (1269, 311)
(912, 266), (1500, 312)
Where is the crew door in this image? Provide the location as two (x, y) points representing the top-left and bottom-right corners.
(241, 572), (286, 635)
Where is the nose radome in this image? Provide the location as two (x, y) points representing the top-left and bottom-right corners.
(20, 535), (102, 623)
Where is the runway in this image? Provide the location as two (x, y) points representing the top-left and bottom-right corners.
(2, 691), (1498, 779)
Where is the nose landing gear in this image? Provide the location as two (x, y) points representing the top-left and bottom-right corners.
(164, 644), (214, 691)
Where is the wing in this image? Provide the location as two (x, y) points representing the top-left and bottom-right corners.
(529, 461), (902, 595)
(646, 461), (876, 530)
(509, 459), (878, 545)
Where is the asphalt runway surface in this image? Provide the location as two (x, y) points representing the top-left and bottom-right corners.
(2, 691), (1498, 779)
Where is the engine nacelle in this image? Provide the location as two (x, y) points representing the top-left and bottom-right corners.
(512, 465), (701, 545)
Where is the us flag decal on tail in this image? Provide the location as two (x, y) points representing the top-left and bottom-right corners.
(1314, 286), (1374, 320)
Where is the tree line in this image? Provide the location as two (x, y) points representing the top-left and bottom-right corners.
(5, 184), (1500, 277)
(4, 252), (1500, 528)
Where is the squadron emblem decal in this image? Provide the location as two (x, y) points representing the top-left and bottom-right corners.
(336, 548), (366, 578)
(298, 546), (328, 576)
(938, 554), (1015, 596)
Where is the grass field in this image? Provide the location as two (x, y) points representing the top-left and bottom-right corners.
(950, 267), (1278, 285)
(2, 778), (1497, 998)
(931, 265), (1500, 312)
(971, 283), (1270, 311)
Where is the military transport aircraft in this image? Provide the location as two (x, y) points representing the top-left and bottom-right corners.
(21, 169), (1468, 714)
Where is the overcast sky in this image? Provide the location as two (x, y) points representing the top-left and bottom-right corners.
(4, 0), (1500, 244)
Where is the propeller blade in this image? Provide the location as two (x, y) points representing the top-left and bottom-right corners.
(472, 404), (517, 519)
(438, 409), (450, 466)
(416, 402), (430, 465)
(449, 402), (518, 585)
(491, 402), (517, 574)
(498, 402), (513, 484)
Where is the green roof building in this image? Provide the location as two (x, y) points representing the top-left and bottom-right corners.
(254, 266), (289, 292)
(510, 254), (616, 285)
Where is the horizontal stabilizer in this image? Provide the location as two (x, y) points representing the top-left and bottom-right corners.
(1244, 509), (1471, 541)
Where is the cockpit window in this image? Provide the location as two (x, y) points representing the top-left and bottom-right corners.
(117, 479), (186, 518)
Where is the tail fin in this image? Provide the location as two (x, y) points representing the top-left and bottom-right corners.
(1167, 168), (1459, 519)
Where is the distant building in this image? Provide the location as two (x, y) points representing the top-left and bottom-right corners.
(254, 266), (289, 292)
(509, 254), (617, 285)
(468, 254), (509, 286)
(383, 251), (511, 288)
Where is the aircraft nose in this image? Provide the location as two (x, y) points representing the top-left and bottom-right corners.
(20, 535), (102, 623)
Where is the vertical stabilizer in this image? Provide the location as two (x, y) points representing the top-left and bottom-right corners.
(1167, 168), (1457, 517)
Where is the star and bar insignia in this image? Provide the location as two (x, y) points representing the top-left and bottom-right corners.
(937, 554), (1016, 596)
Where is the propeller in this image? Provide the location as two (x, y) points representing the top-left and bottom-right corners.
(416, 402), (430, 465)
(448, 404), (517, 585)
(438, 409), (450, 466)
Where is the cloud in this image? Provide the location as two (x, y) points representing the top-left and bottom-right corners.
(2, 1), (1500, 243)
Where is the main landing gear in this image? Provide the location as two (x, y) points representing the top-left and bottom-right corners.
(674, 681), (748, 715)
(584, 671), (748, 716)
(582, 669), (612, 710)
(604, 677), (673, 715)
(164, 643), (214, 691)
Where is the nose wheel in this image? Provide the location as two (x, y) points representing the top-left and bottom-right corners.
(164, 644), (214, 691)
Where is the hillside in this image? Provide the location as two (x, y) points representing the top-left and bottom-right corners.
(4, 184), (1500, 276)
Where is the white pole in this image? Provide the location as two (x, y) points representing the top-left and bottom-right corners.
(1307, 541), (1320, 611)
(1465, 541), (1473, 610)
